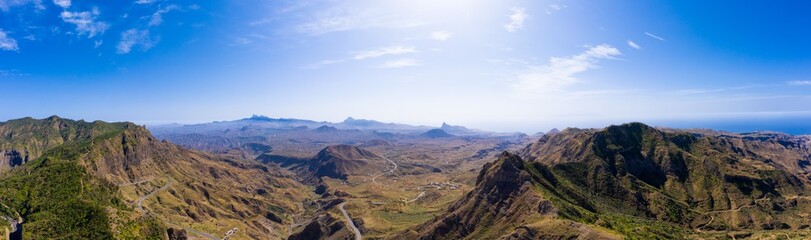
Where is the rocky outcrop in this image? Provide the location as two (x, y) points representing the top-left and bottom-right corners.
(289, 213), (356, 240)
(0, 150), (26, 171)
(166, 228), (187, 240)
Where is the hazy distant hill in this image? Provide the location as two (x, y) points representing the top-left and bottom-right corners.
(420, 129), (455, 138)
(150, 115), (513, 137)
(150, 115), (438, 135)
(402, 123), (811, 239)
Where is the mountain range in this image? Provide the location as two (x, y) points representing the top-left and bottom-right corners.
(150, 115), (509, 137)
(4, 116), (811, 239)
(0, 116), (312, 239)
(403, 123), (811, 239)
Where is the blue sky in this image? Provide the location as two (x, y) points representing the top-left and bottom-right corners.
(1, 0), (810, 133)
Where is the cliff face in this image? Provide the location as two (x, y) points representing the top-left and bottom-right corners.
(407, 123), (811, 239)
(0, 116), (123, 171)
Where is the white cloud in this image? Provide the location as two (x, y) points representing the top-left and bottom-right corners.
(0, 29), (19, 51)
(645, 32), (666, 41)
(52, 0), (69, 8)
(353, 46), (416, 60)
(627, 40), (641, 50)
(60, 9), (109, 38)
(787, 80), (811, 86)
(148, 4), (179, 26)
(505, 8), (528, 32)
(379, 58), (419, 68)
(514, 44), (621, 93)
(135, 0), (155, 4)
(430, 31), (452, 41)
(117, 29), (156, 54)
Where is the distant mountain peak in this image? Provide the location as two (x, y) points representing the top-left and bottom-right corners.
(248, 114), (273, 121)
(314, 125), (338, 132)
(344, 117), (356, 122)
(439, 122), (474, 135)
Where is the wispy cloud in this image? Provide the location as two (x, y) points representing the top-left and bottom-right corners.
(546, 4), (565, 14)
(514, 44), (621, 93)
(60, 8), (109, 38)
(230, 37), (252, 46)
(669, 85), (763, 95)
(670, 88), (726, 95)
(788, 80), (811, 86)
(148, 4), (180, 26)
(135, 0), (156, 4)
(0, 29), (18, 51)
(303, 59), (346, 69)
(627, 40), (641, 50)
(52, 0), (69, 8)
(379, 58), (419, 68)
(430, 31), (452, 41)
(0, 69), (26, 78)
(505, 8), (528, 32)
(645, 32), (666, 41)
(0, 0), (42, 11)
(297, 7), (422, 35)
(117, 29), (156, 54)
(353, 46), (416, 60)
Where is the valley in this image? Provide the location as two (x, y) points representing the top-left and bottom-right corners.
(3, 116), (811, 239)
(149, 116), (530, 239)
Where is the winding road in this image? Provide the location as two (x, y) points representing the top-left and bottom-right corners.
(135, 178), (174, 212)
(406, 191), (426, 204)
(695, 196), (771, 232)
(116, 177), (155, 187)
(371, 156), (397, 184)
(131, 178), (219, 240)
(163, 221), (219, 240)
(338, 202), (362, 240)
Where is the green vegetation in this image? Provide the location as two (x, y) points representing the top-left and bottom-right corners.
(115, 216), (165, 240)
(0, 119), (165, 240)
(596, 213), (688, 240)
